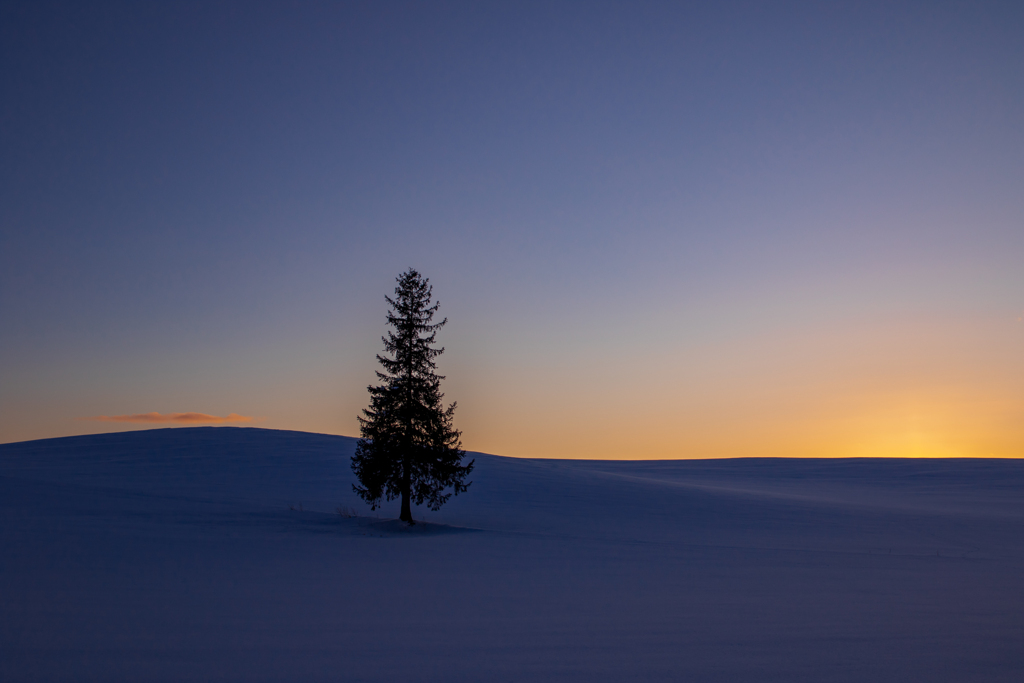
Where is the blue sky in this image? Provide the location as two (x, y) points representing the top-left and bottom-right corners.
(2, 1), (1022, 457)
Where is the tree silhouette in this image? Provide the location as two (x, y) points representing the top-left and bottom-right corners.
(352, 269), (473, 523)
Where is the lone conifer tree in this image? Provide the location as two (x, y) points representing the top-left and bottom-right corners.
(352, 269), (473, 523)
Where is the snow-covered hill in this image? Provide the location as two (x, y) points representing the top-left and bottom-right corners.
(2, 427), (1023, 682)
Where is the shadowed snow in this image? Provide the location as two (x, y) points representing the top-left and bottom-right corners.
(2, 427), (1023, 682)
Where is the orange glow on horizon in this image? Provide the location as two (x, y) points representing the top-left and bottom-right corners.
(449, 311), (1024, 460)
(81, 412), (255, 425)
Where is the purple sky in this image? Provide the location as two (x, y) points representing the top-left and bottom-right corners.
(2, 1), (1022, 457)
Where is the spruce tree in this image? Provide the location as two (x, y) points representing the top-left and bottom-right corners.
(352, 268), (473, 523)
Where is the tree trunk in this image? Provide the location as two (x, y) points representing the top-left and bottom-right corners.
(400, 457), (413, 524)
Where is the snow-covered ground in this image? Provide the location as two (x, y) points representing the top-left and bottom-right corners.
(2, 427), (1022, 682)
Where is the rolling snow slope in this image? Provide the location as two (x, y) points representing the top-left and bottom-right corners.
(2, 427), (1023, 682)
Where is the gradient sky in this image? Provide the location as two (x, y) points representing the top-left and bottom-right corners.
(2, 1), (1022, 458)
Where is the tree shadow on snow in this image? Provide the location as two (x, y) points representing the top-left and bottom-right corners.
(285, 510), (480, 538)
